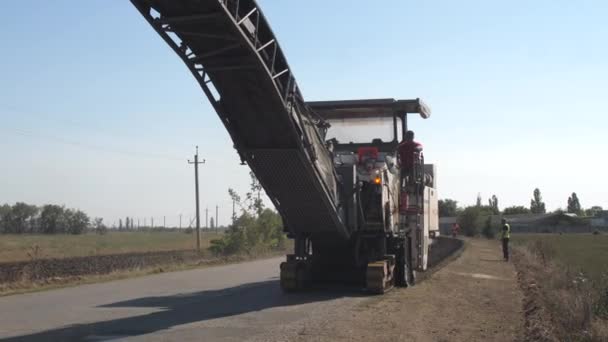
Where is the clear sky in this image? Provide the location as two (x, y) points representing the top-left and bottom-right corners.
(1, 0), (607, 227)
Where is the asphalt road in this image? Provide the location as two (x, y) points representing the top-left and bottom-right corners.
(0, 257), (368, 342)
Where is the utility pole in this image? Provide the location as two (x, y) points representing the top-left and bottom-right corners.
(179, 214), (182, 229)
(216, 205), (219, 231)
(188, 146), (205, 251)
(138, 218), (140, 230)
(151, 217), (154, 228)
(205, 207), (209, 230)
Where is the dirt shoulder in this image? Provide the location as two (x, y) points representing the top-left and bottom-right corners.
(293, 238), (524, 342)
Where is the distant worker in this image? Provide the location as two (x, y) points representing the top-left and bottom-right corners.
(451, 223), (460, 238)
(397, 130), (423, 183)
(501, 218), (511, 261)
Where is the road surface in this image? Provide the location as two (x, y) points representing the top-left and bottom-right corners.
(0, 239), (523, 341)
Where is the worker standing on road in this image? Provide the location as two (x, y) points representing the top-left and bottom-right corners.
(451, 223), (460, 238)
(501, 218), (511, 261)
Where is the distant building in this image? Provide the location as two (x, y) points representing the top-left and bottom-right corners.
(439, 217), (457, 236)
(591, 210), (608, 227)
(501, 212), (593, 233)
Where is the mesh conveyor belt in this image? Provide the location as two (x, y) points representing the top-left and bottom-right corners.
(130, 0), (350, 239)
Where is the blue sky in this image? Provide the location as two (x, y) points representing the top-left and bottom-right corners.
(1, 0), (607, 226)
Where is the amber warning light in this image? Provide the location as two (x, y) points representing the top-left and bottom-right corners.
(374, 177), (382, 185)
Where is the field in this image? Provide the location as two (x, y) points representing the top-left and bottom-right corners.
(0, 231), (222, 263)
(512, 233), (608, 279)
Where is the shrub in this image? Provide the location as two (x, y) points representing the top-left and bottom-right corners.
(208, 238), (227, 256)
(457, 206), (494, 237)
(481, 216), (495, 239)
(208, 209), (285, 256)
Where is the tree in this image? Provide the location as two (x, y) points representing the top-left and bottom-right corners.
(247, 171), (265, 216)
(457, 206), (494, 237)
(488, 195), (499, 215)
(481, 216), (495, 239)
(530, 188), (546, 214)
(567, 192), (582, 215)
(503, 206), (531, 215)
(6, 202), (39, 234)
(0, 204), (11, 233)
(119, 219), (123, 230)
(476, 193), (482, 207)
(39, 204), (67, 234)
(65, 209), (89, 234)
(585, 206), (604, 217)
(1, 202), (94, 235)
(458, 206), (481, 237)
(210, 217), (215, 229)
(438, 199), (460, 217)
(94, 217), (108, 235)
(229, 172), (266, 218)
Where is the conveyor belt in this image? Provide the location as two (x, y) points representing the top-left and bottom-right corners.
(130, 0), (350, 239)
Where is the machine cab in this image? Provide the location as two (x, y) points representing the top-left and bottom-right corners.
(307, 98), (431, 167)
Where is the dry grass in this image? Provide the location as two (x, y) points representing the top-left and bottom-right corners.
(512, 234), (608, 281)
(514, 235), (608, 341)
(0, 231), (221, 262)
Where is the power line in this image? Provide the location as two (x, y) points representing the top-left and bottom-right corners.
(2, 127), (184, 162)
(1, 103), (191, 162)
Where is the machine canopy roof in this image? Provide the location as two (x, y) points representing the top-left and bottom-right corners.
(306, 98), (431, 120)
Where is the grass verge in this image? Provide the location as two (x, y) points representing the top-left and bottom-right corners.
(513, 236), (608, 341)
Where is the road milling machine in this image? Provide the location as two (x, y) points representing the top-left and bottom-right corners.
(130, 0), (439, 293)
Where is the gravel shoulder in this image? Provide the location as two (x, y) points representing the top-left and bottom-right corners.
(288, 238), (524, 342)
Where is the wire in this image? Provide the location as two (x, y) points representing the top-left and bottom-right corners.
(1, 103), (187, 162)
(4, 127), (184, 162)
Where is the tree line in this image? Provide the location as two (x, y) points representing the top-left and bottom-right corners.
(439, 188), (601, 218)
(438, 188), (603, 238)
(0, 202), (101, 235)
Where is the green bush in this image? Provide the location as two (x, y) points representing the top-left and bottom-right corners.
(208, 209), (285, 256)
(481, 216), (495, 239)
(457, 206), (494, 237)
